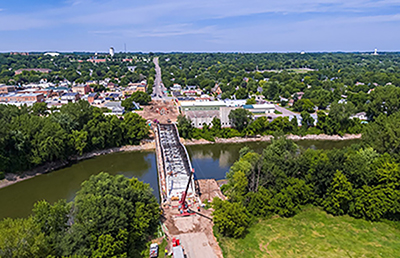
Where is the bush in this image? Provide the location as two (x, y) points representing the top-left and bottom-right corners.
(212, 198), (250, 238)
(0, 172), (4, 180)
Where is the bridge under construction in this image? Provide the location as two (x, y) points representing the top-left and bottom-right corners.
(155, 123), (195, 203)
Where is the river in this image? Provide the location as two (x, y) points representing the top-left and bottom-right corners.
(0, 140), (359, 219)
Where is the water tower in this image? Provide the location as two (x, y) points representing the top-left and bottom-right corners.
(109, 47), (115, 57)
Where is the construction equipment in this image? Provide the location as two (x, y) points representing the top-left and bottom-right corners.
(172, 238), (185, 258)
(177, 168), (195, 217)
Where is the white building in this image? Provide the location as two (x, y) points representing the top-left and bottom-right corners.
(243, 103), (275, 114)
(44, 52), (60, 57)
(109, 47), (115, 57)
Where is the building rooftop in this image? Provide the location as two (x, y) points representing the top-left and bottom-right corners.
(62, 92), (79, 97)
(1, 92), (43, 97)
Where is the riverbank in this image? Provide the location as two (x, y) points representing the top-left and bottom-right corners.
(0, 133), (361, 190)
(0, 141), (156, 190)
(182, 134), (362, 146)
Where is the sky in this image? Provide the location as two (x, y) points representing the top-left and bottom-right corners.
(0, 0), (400, 52)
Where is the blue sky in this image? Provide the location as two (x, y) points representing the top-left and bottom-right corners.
(0, 0), (400, 52)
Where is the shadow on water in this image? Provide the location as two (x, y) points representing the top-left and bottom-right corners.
(0, 139), (360, 220)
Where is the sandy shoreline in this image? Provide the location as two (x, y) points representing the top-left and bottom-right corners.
(182, 133), (362, 146)
(0, 134), (361, 190)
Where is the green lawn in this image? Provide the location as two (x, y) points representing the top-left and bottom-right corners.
(217, 207), (400, 258)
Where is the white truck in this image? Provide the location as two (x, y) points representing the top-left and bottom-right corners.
(149, 243), (158, 258)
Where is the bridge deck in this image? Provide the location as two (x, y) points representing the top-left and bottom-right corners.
(157, 124), (195, 202)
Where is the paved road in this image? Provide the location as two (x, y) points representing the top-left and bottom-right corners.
(274, 104), (297, 116)
(178, 232), (219, 258)
(152, 57), (169, 100)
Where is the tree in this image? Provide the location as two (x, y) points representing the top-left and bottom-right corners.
(124, 92), (151, 106)
(30, 102), (48, 116)
(363, 112), (400, 155)
(271, 178), (313, 217)
(33, 200), (71, 257)
(301, 111), (314, 128)
(177, 115), (193, 139)
(70, 130), (88, 155)
(328, 101), (356, 131)
(228, 109), (253, 132)
(65, 173), (159, 256)
(367, 86), (400, 120)
(235, 88), (248, 99)
(0, 217), (49, 258)
(211, 117), (222, 132)
(307, 89), (332, 109)
(212, 198), (250, 238)
(121, 113), (149, 144)
(293, 99), (315, 113)
(92, 230), (128, 258)
(230, 170), (248, 203)
(246, 98), (256, 105)
(91, 84), (106, 93)
(323, 171), (353, 216)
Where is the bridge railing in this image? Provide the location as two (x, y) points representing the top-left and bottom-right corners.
(172, 123), (195, 196)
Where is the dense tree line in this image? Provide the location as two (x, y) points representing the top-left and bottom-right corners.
(0, 173), (160, 257)
(0, 53), (153, 86)
(212, 116), (400, 238)
(0, 101), (149, 174)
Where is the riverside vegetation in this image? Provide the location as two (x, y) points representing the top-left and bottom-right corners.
(210, 112), (400, 256)
(0, 172), (160, 258)
(0, 100), (149, 178)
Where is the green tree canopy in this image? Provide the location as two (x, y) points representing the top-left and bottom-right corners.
(228, 109), (253, 132)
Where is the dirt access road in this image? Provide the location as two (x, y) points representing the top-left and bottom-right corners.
(162, 179), (225, 258)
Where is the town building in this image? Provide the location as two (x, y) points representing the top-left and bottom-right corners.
(123, 82), (147, 96)
(180, 100), (241, 128)
(18, 89), (54, 98)
(211, 84), (222, 95)
(243, 103), (275, 114)
(44, 52), (60, 57)
(0, 93), (45, 106)
(60, 93), (80, 103)
(293, 92), (305, 100)
(72, 84), (92, 95)
(0, 85), (16, 94)
(87, 58), (106, 63)
(350, 112), (367, 120)
(104, 101), (125, 115)
(182, 86), (202, 96)
(171, 84), (182, 92)
(87, 93), (98, 104)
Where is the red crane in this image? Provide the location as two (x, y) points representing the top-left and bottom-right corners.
(177, 168), (195, 216)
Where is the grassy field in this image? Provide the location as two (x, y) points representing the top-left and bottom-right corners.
(217, 207), (400, 258)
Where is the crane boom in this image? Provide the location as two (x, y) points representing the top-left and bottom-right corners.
(180, 168), (194, 205)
